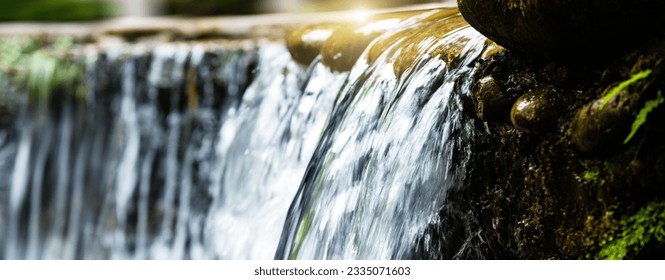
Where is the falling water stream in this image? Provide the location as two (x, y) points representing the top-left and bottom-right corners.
(0, 8), (489, 259)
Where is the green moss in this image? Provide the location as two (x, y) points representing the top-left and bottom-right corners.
(0, 36), (84, 99)
(599, 202), (665, 259)
(584, 210), (619, 259)
(581, 161), (612, 185)
(583, 170), (600, 183)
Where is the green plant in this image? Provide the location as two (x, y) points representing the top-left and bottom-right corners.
(0, 0), (116, 22)
(599, 69), (651, 110)
(599, 202), (665, 259)
(583, 170), (600, 183)
(581, 161), (605, 184)
(624, 90), (664, 144)
(0, 36), (84, 99)
(0, 36), (40, 72)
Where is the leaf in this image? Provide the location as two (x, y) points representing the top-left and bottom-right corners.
(600, 202), (665, 259)
(600, 69), (652, 110)
(624, 91), (664, 144)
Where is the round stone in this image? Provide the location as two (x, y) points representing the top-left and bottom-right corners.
(473, 76), (511, 121)
(510, 87), (562, 133)
(286, 24), (338, 67)
(457, 0), (665, 59)
(320, 24), (378, 72)
(570, 92), (636, 154)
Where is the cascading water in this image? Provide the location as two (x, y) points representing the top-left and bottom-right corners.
(205, 47), (347, 259)
(0, 8), (490, 260)
(275, 17), (488, 259)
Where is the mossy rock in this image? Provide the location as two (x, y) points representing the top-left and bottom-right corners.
(457, 0), (665, 59)
(366, 9), (467, 77)
(319, 24), (379, 72)
(319, 9), (427, 72)
(570, 68), (657, 155)
(286, 23), (338, 67)
(570, 92), (636, 155)
(286, 8), (468, 73)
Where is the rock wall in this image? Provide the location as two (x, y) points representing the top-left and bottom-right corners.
(422, 0), (665, 259)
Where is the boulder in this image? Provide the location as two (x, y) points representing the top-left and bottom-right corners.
(570, 89), (638, 154)
(510, 86), (563, 133)
(457, 0), (665, 59)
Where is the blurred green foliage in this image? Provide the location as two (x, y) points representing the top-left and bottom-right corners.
(0, 36), (84, 99)
(0, 0), (116, 22)
(165, 0), (260, 15)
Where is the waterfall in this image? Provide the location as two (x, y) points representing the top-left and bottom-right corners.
(0, 8), (489, 260)
(205, 44), (347, 259)
(275, 24), (487, 259)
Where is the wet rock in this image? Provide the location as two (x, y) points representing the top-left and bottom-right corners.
(480, 40), (504, 60)
(320, 25), (379, 72)
(320, 10), (420, 72)
(98, 20), (178, 43)
(472, 76), (511, 121)
(366, 9), (466, 77)
(510, 87), (562, 133)
(457, 0), (665, 59)
(289, 8), (468, 73)
(570, 91), (638, 155)
(286, 24), (338, 67)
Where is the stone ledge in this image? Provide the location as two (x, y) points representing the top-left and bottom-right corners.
(0, 3), (455, 43)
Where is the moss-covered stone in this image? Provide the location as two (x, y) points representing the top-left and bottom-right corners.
(570, 67), (659, 155)
(570, 93), (636, 155)
(286, 23), (338, 67)
(366, 9), (465, 76)
(288, 8), (467, 73)
(319, 9), (426, 72)
(319, 24), (377, 72)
